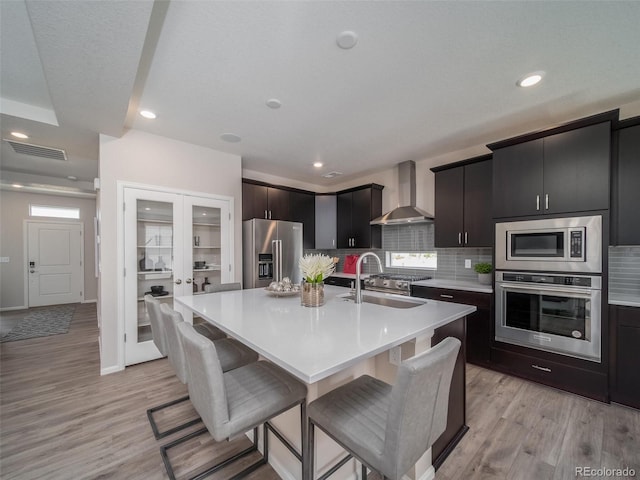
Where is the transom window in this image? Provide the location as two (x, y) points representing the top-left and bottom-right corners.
(29, 204), (80, 219)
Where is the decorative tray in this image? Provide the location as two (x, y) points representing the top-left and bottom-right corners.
(264, 288), (300, 297)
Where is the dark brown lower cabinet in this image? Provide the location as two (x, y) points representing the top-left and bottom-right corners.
(412, 286), (492, 367)
(431, 316), (467, 470)
(610, 305), (640, 409)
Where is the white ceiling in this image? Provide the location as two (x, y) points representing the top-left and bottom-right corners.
(1, 0), (640, 196)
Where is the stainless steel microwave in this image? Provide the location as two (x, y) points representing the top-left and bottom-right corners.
(495, 215), (602, 273)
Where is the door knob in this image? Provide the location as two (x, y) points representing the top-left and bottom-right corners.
(30, 270), (35, 273)
(174, 279), (182, 285)
(185, 278), (192, 284)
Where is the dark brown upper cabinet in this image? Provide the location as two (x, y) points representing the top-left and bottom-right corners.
(432, 155), (493, 248)
(490, 113), (614, 219)
(242, 182), (290, 221)
(336, 184), (383, 249)
(612, 120), (640, 245)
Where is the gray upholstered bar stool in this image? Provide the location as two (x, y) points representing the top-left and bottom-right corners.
(307, 337), (461, 480)
(161, 321), (307, 480)
(145, 295), (253, 439)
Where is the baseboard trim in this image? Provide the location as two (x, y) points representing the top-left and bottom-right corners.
(0, 305), (27, 312)
(82, 299), (97, 304)
(100, 365), (124, 376)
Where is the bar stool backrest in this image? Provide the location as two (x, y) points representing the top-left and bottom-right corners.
(177, 321), (230, 441)
(204, 282), (242, 293)
(382, 337), (460, 480)
(144, 294), (167, 356)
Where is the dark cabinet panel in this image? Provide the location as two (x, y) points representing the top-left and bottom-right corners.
(431, 316), (467, 470)
(610, 305), (640, 409)
(434, 167), (464, 247)
(615, 124), (640, 245)
(543, 122), (610, 214)
(434, 157), (492, 247)
(412, 286), (492, 366)
(336, 185), (383, 249)
(267, 187), (290, 220)
(492, 139), (544, 218)
(289, 191), (315, 249)
(242, 182), (268, 221)
(492, 122), (611, 218)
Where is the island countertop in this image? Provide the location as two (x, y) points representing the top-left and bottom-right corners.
(176, 285), (476, 384)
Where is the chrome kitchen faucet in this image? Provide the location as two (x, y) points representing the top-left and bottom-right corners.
(355, 252), (384, 304)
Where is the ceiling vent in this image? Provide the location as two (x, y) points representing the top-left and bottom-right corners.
(322, 171), (343, 178)
(3, 139), (68, 161)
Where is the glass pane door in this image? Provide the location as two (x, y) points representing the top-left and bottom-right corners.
(124, 188), (183, 366)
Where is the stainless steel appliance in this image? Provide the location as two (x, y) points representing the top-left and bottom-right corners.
(495, 271), (602, 362)
(495, 215), (602, 273)
(363, 273), (432, 296)
(243, 219), (303, 288)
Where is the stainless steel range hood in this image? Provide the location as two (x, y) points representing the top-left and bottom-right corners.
(370, 160), (434, 225)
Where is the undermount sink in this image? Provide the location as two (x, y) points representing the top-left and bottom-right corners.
(339, 293), (428, 309)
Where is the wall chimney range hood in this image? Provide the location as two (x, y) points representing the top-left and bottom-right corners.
(370, 160), (434, 225)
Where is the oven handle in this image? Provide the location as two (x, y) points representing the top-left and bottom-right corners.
(497, 282), (595, 298)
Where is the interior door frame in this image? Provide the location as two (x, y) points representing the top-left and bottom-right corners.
(116, 181), (235, 370)
(23, 219), (85, 308)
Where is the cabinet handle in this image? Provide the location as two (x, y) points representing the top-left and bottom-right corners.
(269, 210), (272, 219)
(545, 194), (549, 210)
(458, 232), (462, 245)
(174, 279), (182, 285)
(536, 195), (540, 211)
(464, 232), (468, 245)
(531, 364), (551, 373)
(440, 294), (454, 299)
(264, 210), (268, 219)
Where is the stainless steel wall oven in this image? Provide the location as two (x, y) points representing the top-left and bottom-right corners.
(495, 271), (602, 362)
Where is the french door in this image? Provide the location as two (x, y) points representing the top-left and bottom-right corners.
(123, 187), (232, 365)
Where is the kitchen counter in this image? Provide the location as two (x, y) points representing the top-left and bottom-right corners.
(177, 285), (475, 384)
(327, 272), (370, 279)
(412, 278), (493, 294)
(609, 294), (640, 308)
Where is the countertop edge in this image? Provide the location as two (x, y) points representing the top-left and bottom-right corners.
(412, 279), (493, 294)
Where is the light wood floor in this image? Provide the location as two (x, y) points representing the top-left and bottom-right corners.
(1, 304), (639, 480)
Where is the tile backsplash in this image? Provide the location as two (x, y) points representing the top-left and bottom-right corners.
(308, 223), (492, 280)
(609, 246), (640, 298)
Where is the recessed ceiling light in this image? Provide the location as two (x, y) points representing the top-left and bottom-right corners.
(202, 212), (207, 216)
(67, 175), (77, 181)
(139, 110), (157, 119)
(145, 207), (151, 211)
(220, 133), (241, 143)
(336, 31), (358, 49)
(11, 131), (29, 139)
(313, 162), (323, 168)
(266, 99), (282, 109)
(517, 72), (544, 87)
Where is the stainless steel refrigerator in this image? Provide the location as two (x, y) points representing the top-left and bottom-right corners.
(243, 219), (303, 288)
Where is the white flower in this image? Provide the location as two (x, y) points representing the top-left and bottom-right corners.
(299, 254), (336, 284)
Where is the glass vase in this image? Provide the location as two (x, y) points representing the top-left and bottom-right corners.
(301, 281), (324, 307)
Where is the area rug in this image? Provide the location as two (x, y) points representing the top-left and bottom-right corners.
(0, 305), (76, 343)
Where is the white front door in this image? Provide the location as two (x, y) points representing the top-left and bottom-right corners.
(27, 222), (83, 307)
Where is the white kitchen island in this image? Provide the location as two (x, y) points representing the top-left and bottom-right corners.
(177, 285), (476, 480)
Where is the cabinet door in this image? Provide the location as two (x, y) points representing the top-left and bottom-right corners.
(351, 187), (373, 248)
(434, 167), (464, 247)
(611, 306), (640, 409)
(242, 182), (268, 220)
(616, 125), (640, 245)
(463, 159), (493, 247)
(492, 139), (544, 218)
(267, 187), (290, 220)
(289, 191), (316, 249)
(336, 192), (353, 248)
(124, 188), (183, 366)
(543, 122), (610, 214)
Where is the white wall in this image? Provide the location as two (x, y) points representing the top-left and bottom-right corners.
(98, 130), (242, 374)
(0, 190), (97, 310)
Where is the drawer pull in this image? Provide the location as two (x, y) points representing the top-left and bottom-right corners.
(440, 294), (454, 299)
(531, 364), (551, 373)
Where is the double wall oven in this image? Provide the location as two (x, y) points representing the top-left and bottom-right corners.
(494, 215), (603, 362)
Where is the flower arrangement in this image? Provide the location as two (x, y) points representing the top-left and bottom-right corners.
(299, 253), (336, 284)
